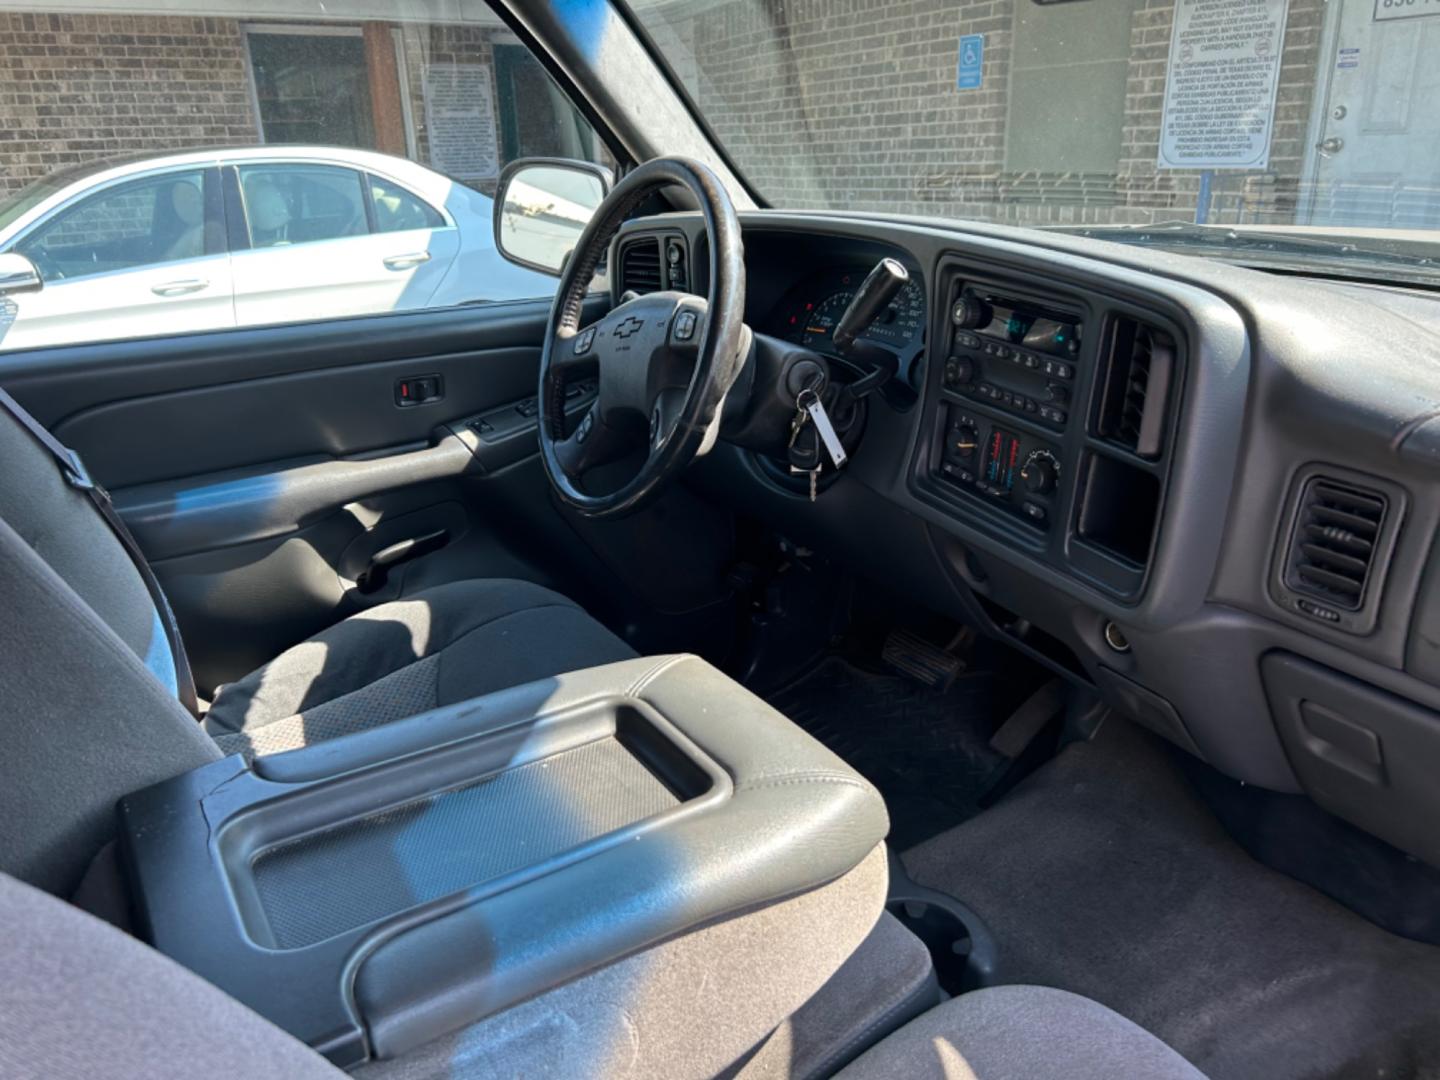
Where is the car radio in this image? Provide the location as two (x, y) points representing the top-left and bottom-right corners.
(941, 289), (1082, 429)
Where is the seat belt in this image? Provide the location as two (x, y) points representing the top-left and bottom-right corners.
(0, 385), (199, 717)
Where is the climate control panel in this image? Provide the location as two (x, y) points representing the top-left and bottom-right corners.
(935, 405), (1061, 528)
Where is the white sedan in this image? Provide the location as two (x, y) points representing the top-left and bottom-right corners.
(0, 146), (559, 351)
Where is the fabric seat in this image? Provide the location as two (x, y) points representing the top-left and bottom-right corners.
(205, 578), (636, 760)
(0, 396), (636, 894)
(834, 984), (1206, 1080)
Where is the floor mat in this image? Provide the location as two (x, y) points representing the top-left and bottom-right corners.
(765, 654), (1029, 849)
(902, 720), (1440, 1080)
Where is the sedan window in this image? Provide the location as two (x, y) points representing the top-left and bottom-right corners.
(16, 170), (210, 281)
(369, 175), (445, 233)
(238, 165), (368, 248)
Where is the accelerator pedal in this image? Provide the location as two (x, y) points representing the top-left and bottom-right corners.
(881, 628), (968, 691)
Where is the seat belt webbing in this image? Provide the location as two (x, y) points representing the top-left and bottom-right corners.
(0, 385), (199, 717)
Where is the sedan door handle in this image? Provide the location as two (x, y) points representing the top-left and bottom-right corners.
(383, 252), (431, 271)
(151, 278), (209, 297)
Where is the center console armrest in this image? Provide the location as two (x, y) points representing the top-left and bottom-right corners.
(120, 655), (888, 1066)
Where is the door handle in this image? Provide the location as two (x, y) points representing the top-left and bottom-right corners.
(383, 252), (431, 271)
(151, 278), (209, 297)
(356, 528), (449, 593)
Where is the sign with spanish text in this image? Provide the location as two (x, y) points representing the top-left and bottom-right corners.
(422, 63), (500, 181)
(1157, 0), (1289, 170)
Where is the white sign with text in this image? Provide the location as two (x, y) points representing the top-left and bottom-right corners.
(1157, 0), (1289, 170)
(422, 63), (500, 181)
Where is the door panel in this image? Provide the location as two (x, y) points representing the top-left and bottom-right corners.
(2, 255), (235, 351)
(0, 297), (609, 692)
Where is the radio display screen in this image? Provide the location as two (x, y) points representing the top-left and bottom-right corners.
(979, 304), (1079, 358)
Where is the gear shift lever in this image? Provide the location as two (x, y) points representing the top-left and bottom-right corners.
(832, 258), (907, 400)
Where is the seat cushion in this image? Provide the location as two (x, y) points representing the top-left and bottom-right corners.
(206, 579), (635, 759)
(0, 873), (343, 1080)
(834, 984), (1207, 1080)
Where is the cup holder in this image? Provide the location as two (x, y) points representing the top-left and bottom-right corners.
(886, 885), (998, 995)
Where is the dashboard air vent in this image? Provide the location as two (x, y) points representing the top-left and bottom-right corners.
(1284, 478), (1387, 612)
(1096, 317), (1175, 459)
(619, 238), (662, 295)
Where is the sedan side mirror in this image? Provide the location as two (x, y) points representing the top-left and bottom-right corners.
(0, 253), (42, 296)
(494, 158), (612, 276)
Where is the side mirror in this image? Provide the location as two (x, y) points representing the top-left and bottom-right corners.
(0, 253), (42, 296)
(494, 158), (612, 276)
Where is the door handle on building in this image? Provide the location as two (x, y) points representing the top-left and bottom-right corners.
(383, 252), (431, 271)
(151, 279), (209, 297)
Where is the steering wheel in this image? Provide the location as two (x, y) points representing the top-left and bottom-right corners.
(537, 157), (747, 519)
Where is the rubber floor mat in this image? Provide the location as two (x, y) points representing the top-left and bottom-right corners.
(765, 654), (1026, 849)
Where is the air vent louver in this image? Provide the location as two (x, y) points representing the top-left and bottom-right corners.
(619, 238), (662, 294)
(1285, 479), (1386, 612)
(1096, 317), (1175, 459)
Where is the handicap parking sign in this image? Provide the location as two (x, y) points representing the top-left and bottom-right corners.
(957, 34), (984, 90)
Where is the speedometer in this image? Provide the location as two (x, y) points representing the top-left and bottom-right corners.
(863, 279), (925, 348)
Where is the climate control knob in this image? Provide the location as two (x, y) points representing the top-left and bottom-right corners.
(1020, 450), (1059, 495)
(948, 422), (979, 462)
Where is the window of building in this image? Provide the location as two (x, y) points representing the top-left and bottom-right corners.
(247, 28), (377, 150)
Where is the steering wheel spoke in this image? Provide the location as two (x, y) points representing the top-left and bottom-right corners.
(648, 386), (690, 452)
(554, 406), (632, 477)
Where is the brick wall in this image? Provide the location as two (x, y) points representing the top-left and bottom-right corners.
(0, 12), (257, 198)
(668, 0), (1328, 226)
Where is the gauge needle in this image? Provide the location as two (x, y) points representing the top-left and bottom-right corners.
(806, 326), (827, 334)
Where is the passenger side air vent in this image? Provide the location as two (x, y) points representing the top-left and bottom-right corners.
(1284, 478), (1387, 612)
(1095, 317), (1175, 459)
(619, 238), (663, 295)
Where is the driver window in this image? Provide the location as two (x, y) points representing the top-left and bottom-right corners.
(17, 170), (210, 281)
(238, 165), (368, 249)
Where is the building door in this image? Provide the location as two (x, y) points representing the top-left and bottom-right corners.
(1304, 1), (1440, 226)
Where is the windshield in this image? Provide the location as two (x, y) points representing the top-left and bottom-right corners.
(626, 0), (1440, 284)
(0, 173), (73, 234)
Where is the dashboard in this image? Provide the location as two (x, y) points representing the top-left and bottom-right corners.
(612, 210), (1440, 870)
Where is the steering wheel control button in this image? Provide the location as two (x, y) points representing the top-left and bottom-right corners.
(576, 410), (595, 444)
(673, 309), (698, 341)
(573, 327), (597, 356)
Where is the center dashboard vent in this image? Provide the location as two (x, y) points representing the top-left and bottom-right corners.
(1284, 478), (1387, 613)
(619, 238), (662, 295)
(1096, 317), (1175, 459)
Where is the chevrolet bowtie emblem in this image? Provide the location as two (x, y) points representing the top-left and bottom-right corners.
(613, 316), (644, 339)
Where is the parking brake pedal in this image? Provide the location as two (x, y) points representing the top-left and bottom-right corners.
(882, 628), (966, 691)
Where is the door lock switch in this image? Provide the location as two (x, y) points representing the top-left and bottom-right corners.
(395, 374), (444, 408)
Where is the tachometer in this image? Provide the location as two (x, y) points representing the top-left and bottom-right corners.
(799, 290), (854, 350)
(863, 279), (925, 348)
